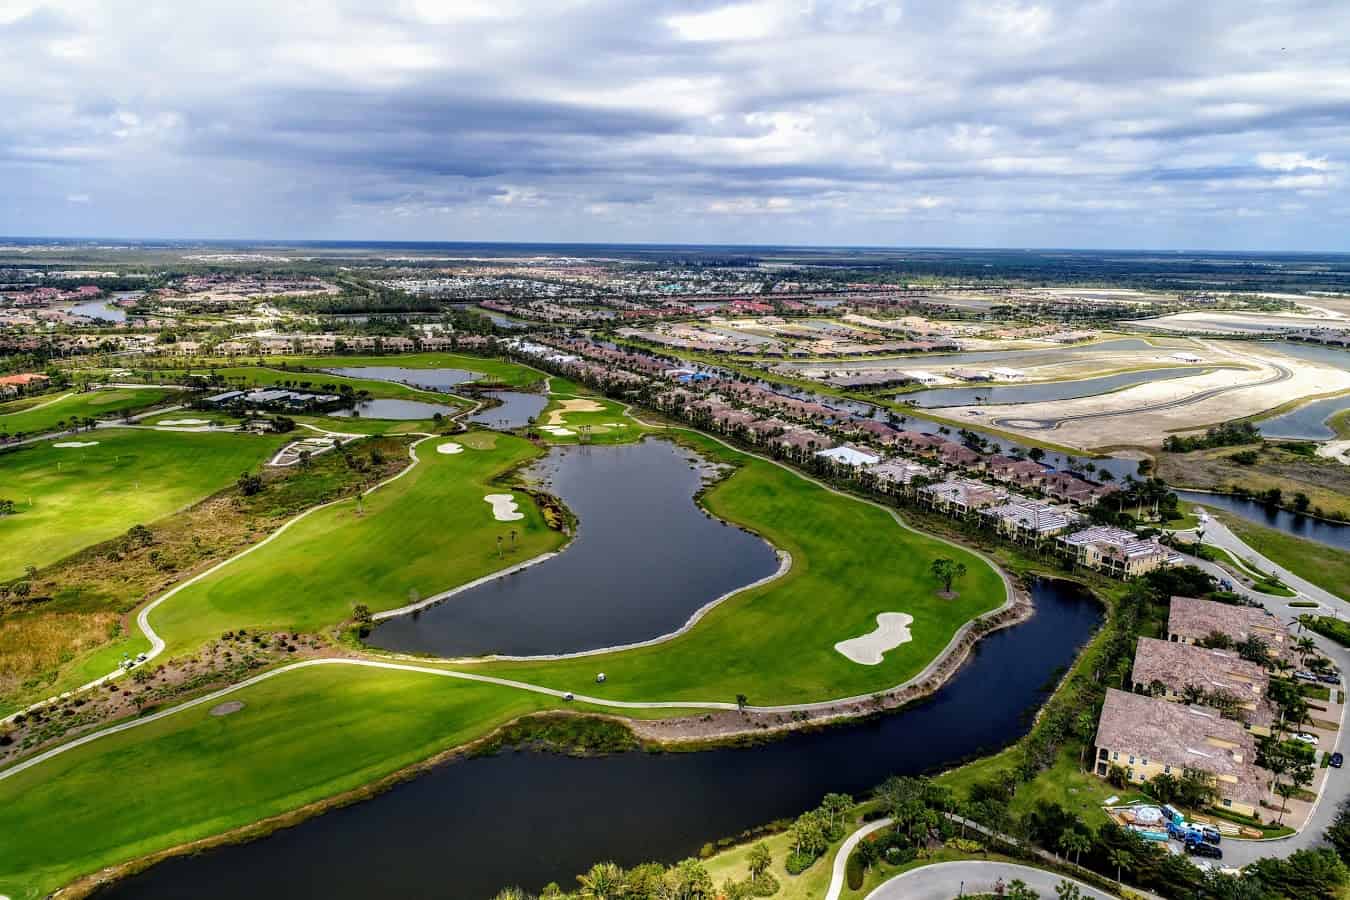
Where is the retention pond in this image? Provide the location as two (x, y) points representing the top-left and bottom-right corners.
(369, 439), (780, 657)
(105, 578), (1101, 900)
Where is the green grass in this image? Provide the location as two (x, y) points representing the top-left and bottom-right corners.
(0, 428), (288, 580)
(288, 352), (543, 389)
(0, 664), (582, 900)
(0, 425), (1008, 896)
(473, 431), (1005, 705)
(161, 366), (468, 411)
(0, 387), (177, 436)
(148, 431), (565, 653)
(1223, 515), (1350, 601)
(535, 378), (650, 444)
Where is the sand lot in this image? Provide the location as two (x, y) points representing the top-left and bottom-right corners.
(834, 612), (914, 665)
(947, 342), (1350, 450)
(546, 398), (604, 425)
(1127, 310), (1349, 335)
(484, 493), (524, 521)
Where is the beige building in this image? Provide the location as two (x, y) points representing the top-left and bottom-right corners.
(1167, 596), (1287, 653)
(1094, 689), (1267, 817)
(1131, 637), (1273, 733)
(1058, 526), (1181, 577)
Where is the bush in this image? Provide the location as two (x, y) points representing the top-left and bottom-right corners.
(845, 851), (864, 890)
(784, 851), (817, 875)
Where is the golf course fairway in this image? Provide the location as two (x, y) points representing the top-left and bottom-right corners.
(0, 428), (289, 580)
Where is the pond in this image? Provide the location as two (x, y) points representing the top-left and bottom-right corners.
(66, 300), (127, 322)
(1178, 490), (1350, 551)
(103, 580), (1101, 900)
(467, 391), (549, 429)
(324, 366), (478, 391)
(1257, 394), (1350, 441)
(369, 439), (781, 657)
(329, 398), (459, 420)
(901, 367), (1201, 409)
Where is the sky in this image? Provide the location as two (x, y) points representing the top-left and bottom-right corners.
(2, 0), (1349, 250)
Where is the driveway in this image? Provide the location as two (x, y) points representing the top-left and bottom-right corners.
(865, 861), (1114, 900)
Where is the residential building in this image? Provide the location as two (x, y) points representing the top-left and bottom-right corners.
(920, 478), (1007, 516)
(1131, 637), (1273, 733)
(1167, 596), (1288, 653)
(1058, 526), (1181, 577)
(870, 460), (934, 493)
(817, 445), (881, 467)
(1094, 689), (1267, 817)
(979, 500), (1072, 542)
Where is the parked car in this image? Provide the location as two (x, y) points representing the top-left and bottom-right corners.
(1295, 671), (1319, 682)
(1293, 732), (1319, 745)
(1200, 825), (1222, 845)
(1187, 841), (1223, 860)
(1318, 673), (1341, 685)
(562, 692), (575, 702)
(1331, 752), (1344, 769)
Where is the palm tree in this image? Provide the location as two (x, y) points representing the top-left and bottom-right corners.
(576, 861), (623, 900)
(1296, 636), (1316, 665)
(510, 528), (518, 551)
(497, 535), (504, 559)
(1059, 829), (1090, 866)
(1109, 848), (1133, 888)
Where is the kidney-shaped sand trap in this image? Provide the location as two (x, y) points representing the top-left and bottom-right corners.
(834, 612), (914, 665)
(484, 493), (525, 521)
(436, 441), (464, 454)
(52, 441), (100, 448)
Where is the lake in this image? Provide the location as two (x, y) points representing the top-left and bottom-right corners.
(901, 367), (1201, 408)
(324, 366), (478, 391)
(104, 579), (1101, 900)
(1178, 490), (1350, 551)
(370, 439), (780, 657)
(329, 398), (459, 420)
(467, 391), (549, 429)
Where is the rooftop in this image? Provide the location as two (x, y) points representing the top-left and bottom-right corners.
(1132, 637), (1272, 725)
(1095, 689), (1267, 807)
(1168, 596), (1286, 644)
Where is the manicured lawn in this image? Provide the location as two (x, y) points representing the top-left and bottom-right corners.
(475, 432), (1006, 706)
(0, 428), (287, 580)
(148, 431), (565, 653)
(0, 664), (575, 900)
(0, 387), (178, 437)
(535, 378), (650, 444)
(158, 365), (469, 411)
(289, 352), (543, 389)
(1223, 515), (1350, 601)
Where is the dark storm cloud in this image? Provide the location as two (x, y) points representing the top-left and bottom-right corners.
(1, 0), (1348, 246)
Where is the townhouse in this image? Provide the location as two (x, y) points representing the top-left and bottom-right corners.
(1131, 636), (1273, 733)
(1058, 526), (1182, 577)
(1167, 596), (1288, 656)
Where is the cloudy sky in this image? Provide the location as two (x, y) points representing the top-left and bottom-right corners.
(2, 1), (1348, 249)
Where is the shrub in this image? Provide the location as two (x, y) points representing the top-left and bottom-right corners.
(845, 851), (864, 890)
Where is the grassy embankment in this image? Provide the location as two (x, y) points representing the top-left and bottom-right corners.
(0, 386), (178, 436)
(149, 431), (566, 655)
(1221, 515), (1350, 601)
(0, 428), (288, 580)
(1157, 443), (1350, 521)
(0, 416), (1008, 897)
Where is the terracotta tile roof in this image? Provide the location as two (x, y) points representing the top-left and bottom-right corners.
(1168, 596), (1287, 645)
(1131, 637), (1273, 727)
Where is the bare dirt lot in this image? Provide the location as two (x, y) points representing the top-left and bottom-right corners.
(949, 341), (1350, 450)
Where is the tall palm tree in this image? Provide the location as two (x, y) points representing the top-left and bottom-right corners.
(1110, 848), (1133, 888)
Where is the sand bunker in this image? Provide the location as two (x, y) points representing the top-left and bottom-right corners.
(834, 612), (914, 665)
(546, 398), (604, 425)
(1318, 440), (1350, 466)
(156, 418), (210, 426)
(484, 493), (524, 521)
(436, 441), (464, 455)
(538, 425), (576, 436)
(210, 701), (245, 717)
(52, 441), (99, 448)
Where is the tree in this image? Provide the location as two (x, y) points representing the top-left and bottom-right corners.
(1237, 634), (1271, 665)
(1054, 882), (1083, 900)
(1176, 767), (1219, 810)
(576, 862), (624, 900)
(747, 843), (772, 879)
(0, 499), (15, 516)
(1110, 847), (1134, 888)
(1028, 447), (1045, 462)
(930, 557), (967, 595)
(1006, 880), (1038, 900)
(1058, 828), (1090, 866)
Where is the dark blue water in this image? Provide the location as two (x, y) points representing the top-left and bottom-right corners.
(903, 367), (1200, 408)
(467, 391), (549, 429)
(329, 398), (458, 420)
(370, 440), (780, 657)
(67, 300), (127, 322)
(1178, 490), (1350, 550)
(1258, 394), (1350, 440)
(104, 579), (1101, 900)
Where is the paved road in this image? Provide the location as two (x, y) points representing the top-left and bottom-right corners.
(1182, 514), (1346, 605)
(865, 860), (1114, 900)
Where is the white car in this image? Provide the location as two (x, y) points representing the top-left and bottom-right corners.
(1293, 733), (1319, 745)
